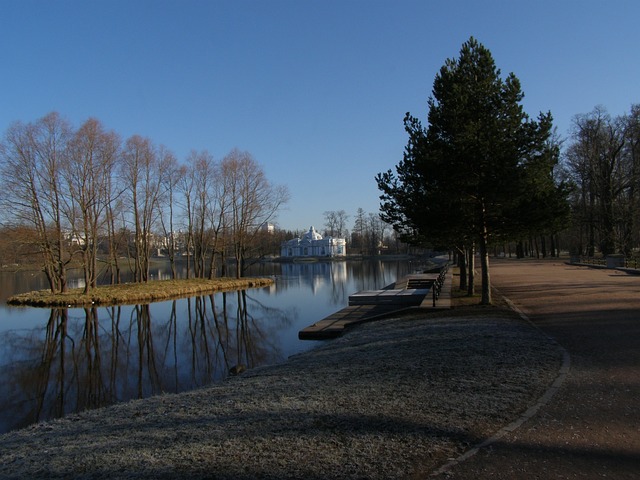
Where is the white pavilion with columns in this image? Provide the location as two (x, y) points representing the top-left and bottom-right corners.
(280, 226), (346, 258)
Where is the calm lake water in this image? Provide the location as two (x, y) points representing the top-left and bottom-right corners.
(0, 258), (420, 433)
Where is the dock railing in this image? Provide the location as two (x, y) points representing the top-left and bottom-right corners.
(576, 256), (606, 266)
(432, 264), (449, 307)
(624, 257), (640, 269)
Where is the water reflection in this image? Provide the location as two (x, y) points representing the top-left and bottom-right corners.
(0, 259), (416, 433)
(0, 291), (290, 433)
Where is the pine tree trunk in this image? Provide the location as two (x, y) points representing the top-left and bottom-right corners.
(467, 244), (475, 296)
(458, 247), (467, 291)
(479, 231), (492, 305)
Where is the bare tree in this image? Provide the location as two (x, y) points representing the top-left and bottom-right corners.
(183, 150), (219, 278)
(324, 211), (338, 237)
(352, 208), (367, 254)
(323, 210), (349, 238)
(207, 156), (231, 279)
(565, 106), (627, 256)
(367, 213), (387, 255)
(157, 147), (182, 279)
(178, 155), (196, 279)
(64, 118), (119, 292)
(104, 159), (127, 285)
(221, 149), (289, 277)
(120, 135), (163, 282)
(0, 113), (73, 292)
(335, 209), (349, 238)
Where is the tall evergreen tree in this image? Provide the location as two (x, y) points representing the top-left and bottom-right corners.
(377, 37), (568, 304)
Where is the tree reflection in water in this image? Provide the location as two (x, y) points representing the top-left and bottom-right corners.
(0, 290), (290, 433)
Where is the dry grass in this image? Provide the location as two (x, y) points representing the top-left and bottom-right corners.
(6, 277), (274, 307)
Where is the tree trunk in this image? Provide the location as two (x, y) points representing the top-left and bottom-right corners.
(457, 247), (467, 291)
(479, 230), (492, 305)
(208, 247), (218, 280)
(83, 249), (91, 295)
(169, 247), (177, 280)
(467, 244), (475, 296)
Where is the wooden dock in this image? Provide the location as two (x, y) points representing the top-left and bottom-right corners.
(298, 269), (453, 340)
(297, 304), (411, 340)
(347, 287), (430, 306)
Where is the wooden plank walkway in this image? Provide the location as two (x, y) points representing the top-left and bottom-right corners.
(299, 269), (453, 340)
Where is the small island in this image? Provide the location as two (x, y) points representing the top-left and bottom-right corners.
(7, 277), (274, 307)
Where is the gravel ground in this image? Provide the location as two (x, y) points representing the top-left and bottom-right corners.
(0, 307), (563, 479)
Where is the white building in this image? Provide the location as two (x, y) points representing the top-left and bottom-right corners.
(261, 223), (275, 234)
(280, 226), (346, 258)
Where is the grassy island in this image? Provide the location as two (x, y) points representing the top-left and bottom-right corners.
(6, 277), (275, 307)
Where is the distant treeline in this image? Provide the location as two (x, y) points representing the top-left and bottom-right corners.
(562, 104), (640, 257)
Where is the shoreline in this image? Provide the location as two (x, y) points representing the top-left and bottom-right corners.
(0, 305), (564, 479)
(6, 277), (274, 307)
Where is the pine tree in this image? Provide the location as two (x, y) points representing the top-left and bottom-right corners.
(377, 37), (568, 304)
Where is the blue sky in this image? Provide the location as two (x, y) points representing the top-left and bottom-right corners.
(2, 0), (638, 232)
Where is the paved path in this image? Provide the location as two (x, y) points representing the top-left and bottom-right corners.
(434, 259), (640, 479)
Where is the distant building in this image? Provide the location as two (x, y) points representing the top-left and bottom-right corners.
(280, 226), (346, 258)
(261, 223), (275, 234)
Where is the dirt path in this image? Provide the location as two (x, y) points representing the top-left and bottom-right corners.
(434, 259), (640, 479)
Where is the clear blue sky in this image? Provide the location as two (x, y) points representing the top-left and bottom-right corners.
(2, 0), (638, 232)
